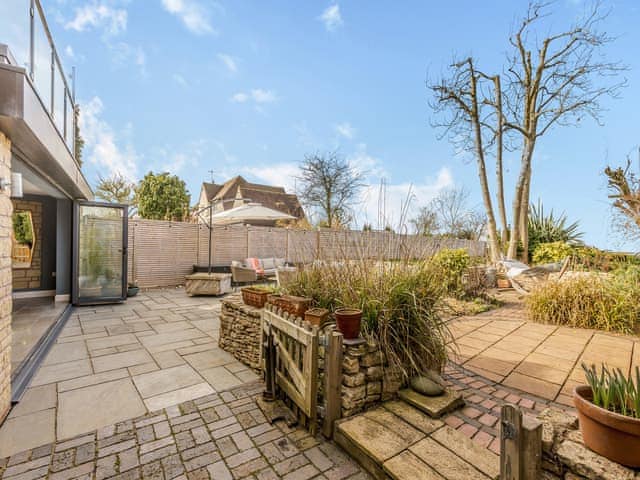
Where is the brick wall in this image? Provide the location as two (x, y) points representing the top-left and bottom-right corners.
(0, 131), (13, 422)
(11, 199), (42, 290)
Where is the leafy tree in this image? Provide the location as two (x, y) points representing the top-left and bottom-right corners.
(297, 151), (365, 228)
(135, 172), (190, 221)
(430, 1), (625, 261)
(527, 200), (583, 259)
(95, 173), (135, 204)
(604, 151), (640, 242)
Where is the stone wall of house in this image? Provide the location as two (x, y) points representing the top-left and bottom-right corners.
(0, 132), (13, 422)
(11, 199), (42, 290)
(537, 408), (638, 479)
(219, 294), (261, 370)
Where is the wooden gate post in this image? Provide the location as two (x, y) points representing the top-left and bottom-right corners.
(500, 404), (542, 480)
(323, 330), (343, 438)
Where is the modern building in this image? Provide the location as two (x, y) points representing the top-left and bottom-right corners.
(197, 176), (306, 223)
(0, 1), (128, 422)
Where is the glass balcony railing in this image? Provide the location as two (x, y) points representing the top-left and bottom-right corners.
(0, 0), (78, 162)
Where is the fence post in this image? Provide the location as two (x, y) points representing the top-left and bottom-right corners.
(323, 330), (343, 438)
(500, 404), (542, 480)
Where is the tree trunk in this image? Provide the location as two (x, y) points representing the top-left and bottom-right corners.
(469, 65), (501, 262)
(506, 139), (535, 259)
(519, 166), (531, 262)
(493, 76), (508, 251)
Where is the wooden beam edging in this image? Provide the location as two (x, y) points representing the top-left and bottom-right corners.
(500, 404), (542, 480)
(323, 329), (343, 438)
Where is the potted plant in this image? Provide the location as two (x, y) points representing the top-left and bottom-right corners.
(334, 307), (362, 339)
(241, 285), (276, 308)
(574, 363), (640, 467)
(305, 307), (329, 327)
(127, 281), (139, 297)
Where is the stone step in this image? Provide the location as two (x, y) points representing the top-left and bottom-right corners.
(397, 388), (464, 418)
(334, 400), (499, 480)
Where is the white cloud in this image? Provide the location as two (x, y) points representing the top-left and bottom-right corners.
(242, 163), (300, 193)
(358, 167), (454, 230)
(334, 122), (355, 139)
(231, 92), (249, 103)
(108, 42), (146, 74)
(65, 45), (75, 59)
(319, 4), (343, 32)
(65, 2), (127, 36)
(79, 96), (139, 181)
(217, 53), (238, 73)
(161, 0), (216, 35)
(240, 144), (453, 229)
(172, 73), (188, 87)
(230, 89), (278, 104)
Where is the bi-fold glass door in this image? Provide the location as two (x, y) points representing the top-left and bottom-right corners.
(72, 201), (128, 305)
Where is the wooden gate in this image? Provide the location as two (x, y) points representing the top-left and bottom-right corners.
(262, 305), (319, 433)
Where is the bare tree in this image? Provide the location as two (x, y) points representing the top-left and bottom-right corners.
(604, 150), (640, 242)
(430, 1), (626, 261)
(430, 58), (502, 260)
(95, 173), (134, 204)
(410, 205), (439, 236)
(410, 187), (486, 240)
(297, 151), (365, 228)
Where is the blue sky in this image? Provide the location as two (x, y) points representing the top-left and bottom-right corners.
(14, 1), (640, 248)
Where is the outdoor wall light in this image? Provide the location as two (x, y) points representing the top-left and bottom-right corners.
(0, 172), (23, 198)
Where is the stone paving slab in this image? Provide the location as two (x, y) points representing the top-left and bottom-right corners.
(335, 395), (499, 480)
(448, 293), (640, 406)
(0, 382), (372, 480)
(0, 289), (260, 458)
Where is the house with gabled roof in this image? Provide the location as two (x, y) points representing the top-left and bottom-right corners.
(197, 176), (306, 223)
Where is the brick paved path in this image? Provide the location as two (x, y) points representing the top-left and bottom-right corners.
(0, 382), (371, 480)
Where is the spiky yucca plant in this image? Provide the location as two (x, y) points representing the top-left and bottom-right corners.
(528, 200), (583, 260)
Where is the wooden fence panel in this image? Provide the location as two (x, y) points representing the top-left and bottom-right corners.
(248, 227), (288, 260)
(126, 218), (487, 288)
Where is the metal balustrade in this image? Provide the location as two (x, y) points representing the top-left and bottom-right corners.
(0, 0), (78, 162)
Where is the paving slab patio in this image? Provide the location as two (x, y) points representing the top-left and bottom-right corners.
(0, 288), (261, 458)
(448, 291), (640, 406)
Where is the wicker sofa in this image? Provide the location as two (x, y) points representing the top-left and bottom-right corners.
(230, 257), (286, 284)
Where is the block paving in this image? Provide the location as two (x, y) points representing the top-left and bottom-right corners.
(0, 381), (372, 480)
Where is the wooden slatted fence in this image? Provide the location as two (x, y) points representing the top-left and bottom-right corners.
(127, 219), (486, 288)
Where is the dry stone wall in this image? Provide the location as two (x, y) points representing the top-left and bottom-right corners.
(219, 294), (262, 370)
(339, 339), (404, 418)
(537, 408), (639, 480)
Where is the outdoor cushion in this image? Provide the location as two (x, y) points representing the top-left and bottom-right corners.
(262, 258), (276, 270)
(231, 260), (242, 267)
(246, 258), (264, 274)
(274, 258), (286, 268)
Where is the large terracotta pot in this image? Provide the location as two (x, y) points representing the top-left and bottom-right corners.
(573, 385), (640, 467)
(334, 308), (362, 339)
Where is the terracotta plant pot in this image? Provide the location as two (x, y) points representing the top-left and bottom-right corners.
(573, 385), (640, 467)
(305, 308), (329, 327)
(241, 287), (270, 308)
(334, 308), (362, 340)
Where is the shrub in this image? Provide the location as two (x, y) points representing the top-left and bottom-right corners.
(431, 248), (470, 295)
(532, 241), (574, 264)
(526, 274), (640, 333)
(285, 258), (450, 378)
